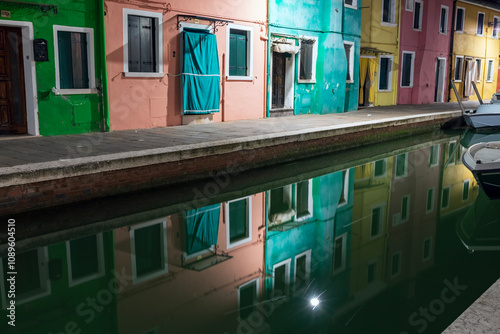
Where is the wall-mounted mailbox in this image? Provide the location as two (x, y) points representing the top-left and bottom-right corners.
(33, 38), (49, 62)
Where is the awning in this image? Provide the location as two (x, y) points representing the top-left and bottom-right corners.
(271, 39), (300, 54)
(182, 28), (221, 115)
(361, 47), (393, 55)
(184, 204), (221, 255)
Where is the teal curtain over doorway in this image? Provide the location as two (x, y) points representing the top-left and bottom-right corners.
(184, 204), (221, 255)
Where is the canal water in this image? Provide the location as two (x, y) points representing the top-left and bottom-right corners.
(1, 130), (500, 334)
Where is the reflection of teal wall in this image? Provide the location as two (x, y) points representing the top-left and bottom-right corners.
(268, 0), (360, 115)
(343, 6), (361, 111)
(1, 232), (117, 334)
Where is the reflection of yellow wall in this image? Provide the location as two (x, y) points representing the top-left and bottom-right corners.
(350, 159), (393, 293)
(451, 2), (500, 102)
(361, 0), (400, 106)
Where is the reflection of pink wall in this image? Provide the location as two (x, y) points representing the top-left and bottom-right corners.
(398, 0), (453, 105)
(114, 193), (265, 334)
(105, 0), (267, 131)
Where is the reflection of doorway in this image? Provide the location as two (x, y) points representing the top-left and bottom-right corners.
(272, 52), (286, 109)
(434, 58), (446, 102)
(0, 26), (27, 134)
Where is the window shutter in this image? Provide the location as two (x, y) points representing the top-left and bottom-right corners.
(128, 15), (141, 72)
(229, 33), (237, 76)
(58, 31), (73, 89)
(71, 32), (89, 89)
(139, 16), (155, 72)
(236, 34), (247, 76)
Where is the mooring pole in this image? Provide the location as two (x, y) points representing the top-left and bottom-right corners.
(450, 80), (466, 115)
(471, 81), (483, 105)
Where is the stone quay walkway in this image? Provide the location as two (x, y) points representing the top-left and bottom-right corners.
(0, 101), (478, 216)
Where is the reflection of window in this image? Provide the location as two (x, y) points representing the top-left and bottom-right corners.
(371, 205), (384, 238)
(493, 17), (500, 38)
(344, 41), (354, 82)
(295, 180), (313, 221)
(454, 56), (464, 81)
(273, 259), (290, 297)
(367, 261), (377, 283)
(226, 197), (252, 249)
(429, 145), (439, 167)
(441, 186), (451, 209)
(406, 0), (413, 11)
(413, 1), (423, 30)
(298, 38), (317, 83)
(131, 220), (168, 284)
(440, 6), (448, 34)
(338, 169), (350, 207)
(448, 141), (456, 164)
(462, 180), (470, 201)
(475, 59), (482, 82)
(456, 7), (465, 32)
(1, 248), (50, 306)
(395, 153), (408, 178)
(344, 0), (357, 9)
(401, 195), (410, 223)
(487, 59), (495, 82)
(239, 278), (259, 319)
(382, 0), (396, 24)
(294, 250), (311, 292)
(423, 238), (432, 261)
(269, 185), (292, 221)
(379, 56), (393, 91)
(227, 24), (253, 79)
(401, 52), (415, 87)
(426, 187), (435, 213)
(333, 233), (347, 275)
(67, 234), (104, 286)
(374, 159), (387, 178)
(477, 12), (485, 36)
(391, 252), (402, 277)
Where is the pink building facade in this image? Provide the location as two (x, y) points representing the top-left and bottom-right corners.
(104, 0), (267, 131)
(398, 0), (454, 105)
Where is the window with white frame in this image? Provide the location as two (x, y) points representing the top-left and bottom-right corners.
(423, 238), (432, 261)
(462, 179), (470, 201)
(374, 159), (387, 178)
(344, 41), (355, 82)
(130, 220), (168, 284)
(268, 185), (293, 224)
(477, 12), (485, 36)
(413, 1), (423, 30)
(333, 233), (347, 275)
(338, 169), (351, 207)
(448, 140), (456, 165)
(295, 179), (313, 221)
(426, 187), (435, 213)
(294, 250), (311, 292)
(401, 51), (415, 87)
(226, 24), (253, 80)
(1, 248), (50, 308)
(226, 197), (252, 249)
(454, 56), (464, 81)
(429, 144), (439, 167)
(53, 25), (95, 94)
(476, 58), (482, 82)
(401, 195), (410, 223)
(456, 7), (465, 32)
(66, 234), (105, 287)
(238, 278), (259, 319)
(487, 59), (495, 82)
(123, 9), (163, 77)
(382, 0), (396, 24)
(440, 6), (449, 34)
(273, 259), (291, 297)
(379, 55), (393, 91)
(370, 205), (384, 238)
(395, 153), (408, 178)
(298, 37), (318, 83)
(391, 252), (402, 277)
(406, 0), (413, 11)
(344, 0), (357, 9)
(441, 186), (451, 209)
(494, 16), (500, 38)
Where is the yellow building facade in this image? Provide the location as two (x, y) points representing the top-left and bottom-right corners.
(360, 0), (400, 107)
(450, 1), (500, 102)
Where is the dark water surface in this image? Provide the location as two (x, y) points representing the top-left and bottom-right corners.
(1, 130), (500, 334)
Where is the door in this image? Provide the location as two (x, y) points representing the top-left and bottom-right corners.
(0, 26), (27, 134)
(463, 58), (475, 98)
(272, 52), (286, 109)
(434, 58), (446, 102)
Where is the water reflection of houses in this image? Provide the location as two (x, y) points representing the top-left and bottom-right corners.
(114, 193), (266, 334)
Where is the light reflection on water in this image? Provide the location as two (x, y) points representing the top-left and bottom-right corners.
(1, 130), (500, 334)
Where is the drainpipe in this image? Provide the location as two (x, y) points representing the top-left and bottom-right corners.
(98, 0), (110, 131)
(448, 0), (457, 102)
(266, 0), (271, 118)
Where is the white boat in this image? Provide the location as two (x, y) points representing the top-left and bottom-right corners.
(463, 93), (500, 129)
(462, 141), (500, 199)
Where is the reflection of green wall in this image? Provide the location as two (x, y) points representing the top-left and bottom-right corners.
(0, 231), (117, 334)
(0, 0), (105, 135)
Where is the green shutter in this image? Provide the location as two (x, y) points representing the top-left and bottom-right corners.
(135, 223), (163, 277)
(229, 34), (237, 76)
(229, 30), (247, 77)
(229, 199), (247, 242)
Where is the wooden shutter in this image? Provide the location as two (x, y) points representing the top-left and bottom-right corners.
(229, 30), (247, 76)
(139, 16), (155, 72)
(128, 15), (141, 72)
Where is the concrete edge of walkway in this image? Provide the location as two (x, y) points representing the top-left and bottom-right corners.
(0, 110), (462, 188)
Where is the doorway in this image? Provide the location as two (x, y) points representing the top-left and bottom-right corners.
(434, 58), (446, 102)
(272, 52), (286, 109)
(0, 26), (27, 134)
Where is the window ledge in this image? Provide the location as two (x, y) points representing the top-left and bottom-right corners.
(53, 88), (97, 95)
(381, 22), (397, 27)
(401, 85), (414, 88)
(297, 79), (316, 84)
(476, 34), (484, 37)
(439, 32), (448, 35)
(123, 72), (165, 78)
(226, 75), (253, 81)
(456, 30), (464, 34)
(346, 80), (355, 84)
(454, 80), (463, 83)
(378, 89), (392, 92)
(487, 80), (494, 83)
(413, 28), (422, 32)
(344, 4), (357, 10)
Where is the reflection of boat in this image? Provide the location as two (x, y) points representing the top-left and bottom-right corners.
(457, 191), (500, 251)
(460, 130), (500, 148)
(462, 141), (500, 199)
(463, 94), (500, 129)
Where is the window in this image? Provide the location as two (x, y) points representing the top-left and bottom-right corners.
(382, 0), (396, 24)
(429, 145), (439, 167)
(454, 56), (464, 81)
(448, 141), (456, 164)
(367, 262), (377, 283)
(226, 197), (252, 249)
(226, 24), (253, 80)
(374, 159), (387, 178)
(441, 186), (451, 209)
(66, 234), (104, 286)
(344, 41), (355, 83)
(487, 59), (495, 82)
(268, 185), (292, 224)
(379, 56), (393, 91)
(476, 58), (482, 82)
(294, 250), (311, 292)
(344, 0), (357, 9)
(395, 153), (408, 178)
(333, 234), (347, 275)
(371, 205), (384, 238)
(440, 6), (449, 34)
(462, 180), (470, 201)
(406, 0), (413, 11)
(391, 252), (402, 277)
(413, 1), (423, 30)
(477, 12), (485, 36)
(272, 259), (291, 297)
(130, 220), (168, 284)
(456, 7), (465, 32)
(238, 279), (259, 319)
(494, 17), (500, 38)
(401, 52), (415, 87)
(53, 25), (95, 94)
(123, 9), (163, 77)
(295, 180), (313, 221)
(1, 248), (50, 307)
(426, 188), (435, 213)
(338, 169), (350, 207)
(423, 238), (432, 261)
(401, 195), (410, 223)
(298, 37), (318, 83)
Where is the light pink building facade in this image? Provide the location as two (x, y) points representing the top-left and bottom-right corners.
(104, 0), (267, 131)
(398, 0), (453, 104)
